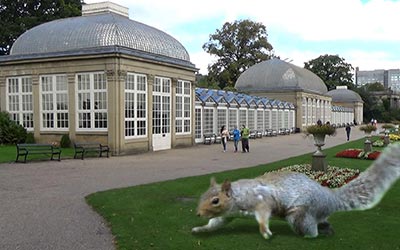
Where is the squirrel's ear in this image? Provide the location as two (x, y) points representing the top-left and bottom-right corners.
(221, 180), (232, 197)
(210, 177), (217, 187)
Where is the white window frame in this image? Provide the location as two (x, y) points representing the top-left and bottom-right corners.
(75, 72), (108, 131)
(175, 80), (191, 134)
(39, 74), (69, 131)
(6, 76), (34, 131)
(125, 73), (147, 138)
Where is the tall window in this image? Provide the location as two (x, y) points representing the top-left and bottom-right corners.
(175, 80), (191, 134)
(248, 109), (255, 129)
(257, 110), (264, 131)
(40, 75), (69, 130)
(239, 109), (247, 127)
(6, 76), (33, 130)
(228, 109), (237, 130)
(76, 72), (107, 130)
(203, 108), (214, 134)
(271, 110), (278, 130)
(217, 108), (227, 131)
(125, 73), (147, 138)
(195, 108), (202, 139)
(264, 110), (271, 129)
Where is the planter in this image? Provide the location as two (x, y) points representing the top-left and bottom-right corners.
(312, 134), (327, 172)
(364, 132), (372, 152)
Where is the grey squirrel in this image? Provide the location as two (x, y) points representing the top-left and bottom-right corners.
(192, 143), (400, 239)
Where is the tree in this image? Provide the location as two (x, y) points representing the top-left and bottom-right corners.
(304, 54), (354, 91)
(0, 0), (83, 55)
(203, 19), (274, 90)
(366, 82), (385, 92)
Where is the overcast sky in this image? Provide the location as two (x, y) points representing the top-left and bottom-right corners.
(85, 0), (400, 74)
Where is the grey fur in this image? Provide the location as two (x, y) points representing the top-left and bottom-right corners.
(192, 143), (400, 238)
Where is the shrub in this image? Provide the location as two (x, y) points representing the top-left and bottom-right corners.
(382, 124), (395, 129)
(0, 111), (27, 144)
(25, 133), (35, 143)
(359, 124), (377, 133)
(306, 124), (336, 136)
(60, 134), (71, 148)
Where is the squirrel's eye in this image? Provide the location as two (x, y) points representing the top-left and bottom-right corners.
(211, 197), (219, 205)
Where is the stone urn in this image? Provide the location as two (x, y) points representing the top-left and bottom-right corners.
(383, 131), (390, 146)
(364, 132), (372, 152)
(312, 134), (327, 172)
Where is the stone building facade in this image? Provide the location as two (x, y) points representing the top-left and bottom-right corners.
(0, 2), (197, 155)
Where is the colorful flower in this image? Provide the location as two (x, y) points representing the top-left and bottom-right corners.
(267, 164), (360, 188)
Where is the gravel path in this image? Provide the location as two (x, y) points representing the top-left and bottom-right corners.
(0, 127), (366, 250)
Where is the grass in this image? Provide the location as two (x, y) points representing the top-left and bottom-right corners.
(85, 138), (400, 250)
(0, 144), (76, 163)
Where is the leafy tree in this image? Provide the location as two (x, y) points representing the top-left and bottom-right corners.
(304, 54), (354, 91)
(203, 19), (274, 89)
(0, 0), (83, 55)
(365, 82), (385, 92)
(195, 74), (220, 89)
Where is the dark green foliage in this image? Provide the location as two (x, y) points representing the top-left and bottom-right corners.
(203, 19), (274, 89)
(0, 111), (27, 144)
(0, 0), (83, 55)
(304, 54), (354, 91)
(365, 82), (385, 91)
(25, 132), (35, 143)
(60, 134), (71, 148)
(353, 84), (400, 123)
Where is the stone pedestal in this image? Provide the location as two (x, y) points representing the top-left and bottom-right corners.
(364, 133), (372, 152)
(312, 134), (327, 172)
(384, 134), (390, 146)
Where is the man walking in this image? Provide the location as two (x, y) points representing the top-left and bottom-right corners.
(241, 124), (250, 153)
(345, 123), (351, 141)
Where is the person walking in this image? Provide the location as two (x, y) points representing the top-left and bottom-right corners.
(232, 126), (241, 152)
(220, 125), (229, 152)
(240, 124), (250, 153)
(345, 123), (351, 141)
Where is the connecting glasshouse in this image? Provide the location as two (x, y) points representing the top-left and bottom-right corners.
(194, 87), (356, 143)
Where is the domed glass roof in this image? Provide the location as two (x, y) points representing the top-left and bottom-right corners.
(235, 58), (328, 94)
(10, 12), (190, 62)
(327, 88), (363, 103)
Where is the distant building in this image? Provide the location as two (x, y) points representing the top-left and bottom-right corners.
(355, 67), (400, 93)
(235, 58), (362, 127)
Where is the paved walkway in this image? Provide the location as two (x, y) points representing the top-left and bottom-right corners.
(0, 127), (366, 250)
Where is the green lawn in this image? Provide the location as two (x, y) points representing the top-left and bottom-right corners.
(85, 138), (400, 250)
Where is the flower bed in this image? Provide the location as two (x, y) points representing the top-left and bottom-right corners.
(389, 134), (400, 141)
(269, 164), (360, 188)
(335, 148), (381, 160)
(372, 139), (385, 147)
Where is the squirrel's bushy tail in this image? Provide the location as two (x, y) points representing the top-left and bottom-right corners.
(335, 143), (400, 211)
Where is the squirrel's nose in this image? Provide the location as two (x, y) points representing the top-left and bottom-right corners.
(197, 212), (201, 217)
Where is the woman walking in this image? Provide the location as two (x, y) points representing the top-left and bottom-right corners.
(220, 125), (229, 152)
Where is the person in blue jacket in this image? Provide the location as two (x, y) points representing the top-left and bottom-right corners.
(232, 126), (241, 152)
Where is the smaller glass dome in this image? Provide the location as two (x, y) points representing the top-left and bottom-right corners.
(235, 58), (328, 94)
(327, 87), (363, 103)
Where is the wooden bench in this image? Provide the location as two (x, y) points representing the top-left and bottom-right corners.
(16, 143), (61, 163)
(74, 142), (110, 160)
